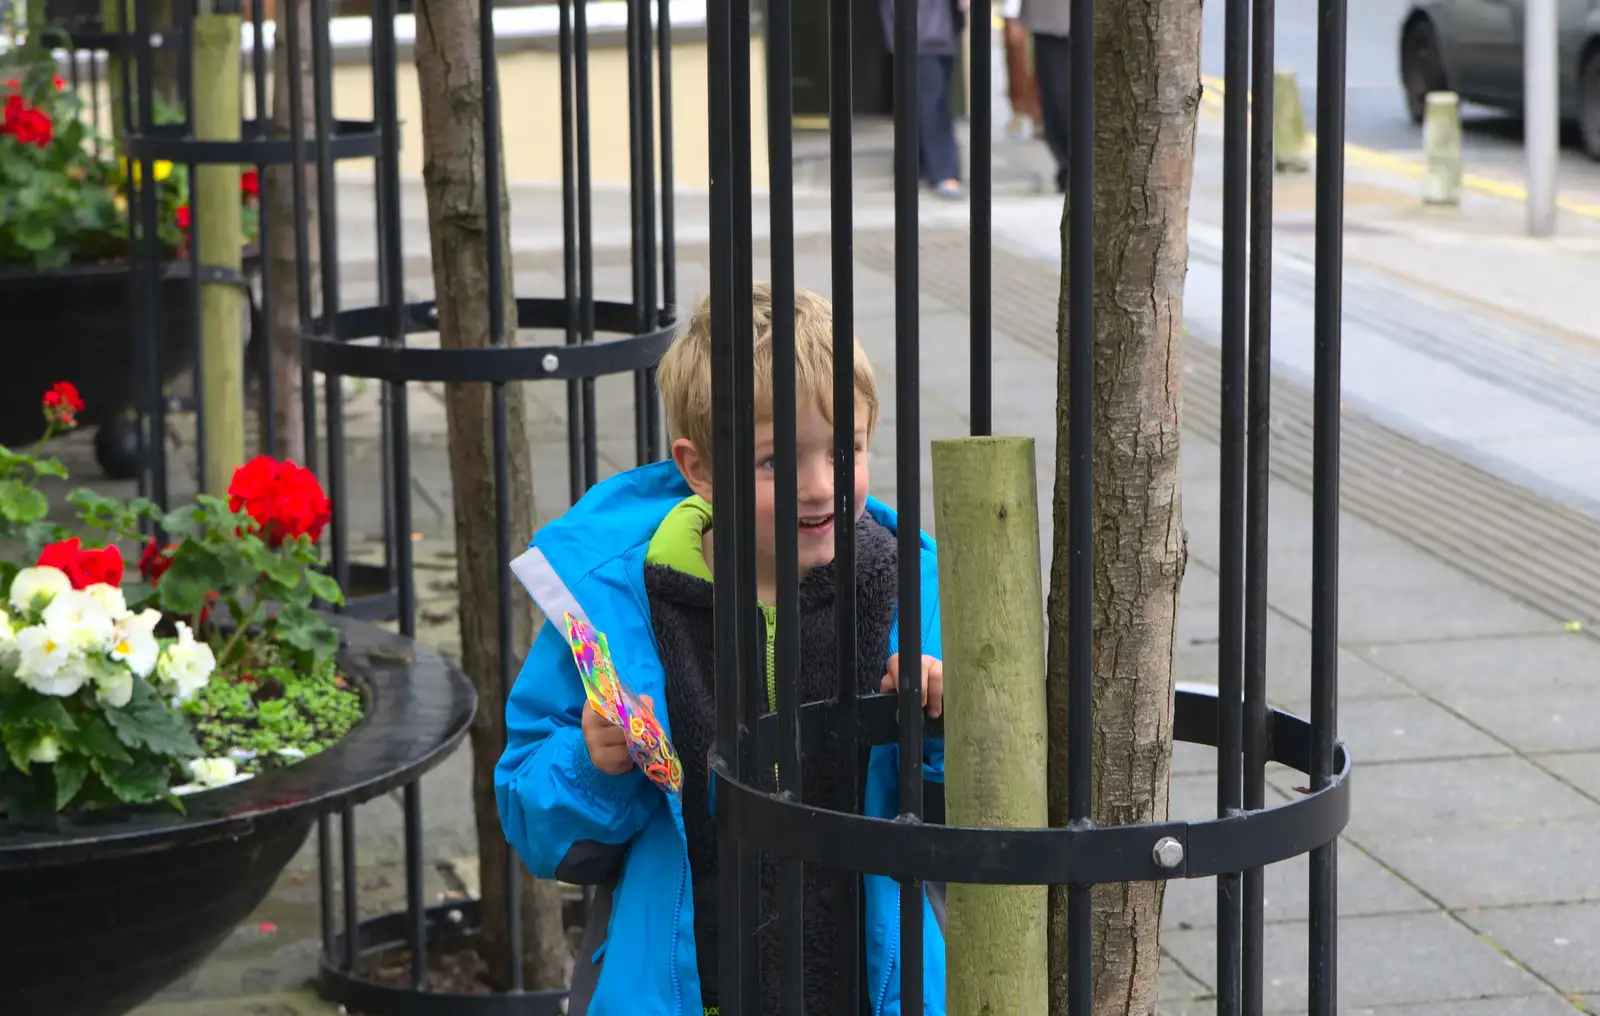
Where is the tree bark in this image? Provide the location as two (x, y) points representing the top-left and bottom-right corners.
(411, 0), (572, 992)
(1044, 1), (1200, 1014)
(263, 0), (315, 463)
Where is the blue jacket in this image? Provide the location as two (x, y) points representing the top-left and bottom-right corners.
(495, 459), (949, 1016)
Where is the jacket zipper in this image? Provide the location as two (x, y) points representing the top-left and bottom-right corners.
(875, 885), (900, 1016)
(760, 603), (777, 711)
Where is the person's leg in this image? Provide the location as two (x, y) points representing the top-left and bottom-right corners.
(1032, 31), (1072, 191)
(917, 54), (963, 189)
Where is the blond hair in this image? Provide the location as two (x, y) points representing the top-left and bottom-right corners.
(658, 284), (879, 458)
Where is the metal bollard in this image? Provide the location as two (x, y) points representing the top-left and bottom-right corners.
(1272, 67), (1310, 173)
(1422, 91), (1462, 206)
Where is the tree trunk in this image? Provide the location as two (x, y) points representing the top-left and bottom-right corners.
(411, 0), (572, 992)
(263, 0), (315, 463)
(1044, 1), (1200, 1014)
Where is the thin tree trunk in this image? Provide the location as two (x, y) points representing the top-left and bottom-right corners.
(411, 0), (572, 992)
(263, 0), (314, 463)
(1044, 1), (1200, 1014)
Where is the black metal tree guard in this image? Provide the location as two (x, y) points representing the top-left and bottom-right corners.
(703, 0), (1351, 1013)
(280, 0), (679, 1012)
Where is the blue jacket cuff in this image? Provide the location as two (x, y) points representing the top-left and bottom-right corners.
(571, 736), (644, 802)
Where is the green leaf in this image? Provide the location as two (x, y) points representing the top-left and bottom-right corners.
(28, 457), (68, 480)
(305, 569), (345, 606)
(4, 733), (31, 774)
(64, 715), (132, 762)
(250, 544), (302, 589)
(68, 487), (128, 524)
(103, 679), (203, 759)
(157, 545), (228, 616)
(14, 220), (55, 253)
(53, 754), (89, 810)
(91, 754), (173, 804)
(0, 695), (76, 739)
(0, 479), (48, 525)
(275, 603), (341, 662)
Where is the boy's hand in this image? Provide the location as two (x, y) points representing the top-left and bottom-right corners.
(582, 698), (648, 775)
(881, 654), (943, 719)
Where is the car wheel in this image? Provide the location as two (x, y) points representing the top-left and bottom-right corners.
(1581, 50), (1600, 161)
(1401, 17), (1447, 126)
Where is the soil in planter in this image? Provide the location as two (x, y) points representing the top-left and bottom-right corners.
(366, 940), (500, 994)
(181, 656), (363, 773)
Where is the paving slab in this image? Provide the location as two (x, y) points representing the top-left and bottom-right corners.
(1315, 695), (1510, 765)
(1338, 997), (1588, 1016)
(1324, 756), (1600, 840)
(1537, 751), (1600, 800)
(1161, 911), (1551, 1012)
(1461, 902), (1600, 996)
(1159, 837), (1436, 932)
(1356, 821), (1600, 909)
(1353, 634), (1600, 700)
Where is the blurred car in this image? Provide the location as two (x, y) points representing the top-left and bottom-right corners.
(1399, 0), (1600, 158)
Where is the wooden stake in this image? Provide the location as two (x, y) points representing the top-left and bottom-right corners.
(931, 435), (1050, 1016)
(192, 13), (246, 493)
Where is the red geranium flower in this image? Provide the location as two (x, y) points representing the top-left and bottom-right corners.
(37, 538), (124, 590)
(240, 169), (260, 198)
(52, 76), (64, 90)
(228, 456), (332, 547)
(175, 205), (191, 231)
(1, 93), (52, 148)
(139, 538), (176, 585)
(42, 380), (85, 428)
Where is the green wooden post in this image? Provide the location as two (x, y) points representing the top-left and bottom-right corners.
(930, 436), (1050, 1016)
(192, 13), (245, 493)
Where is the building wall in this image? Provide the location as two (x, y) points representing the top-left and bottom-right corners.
(326, 33), (770, 189)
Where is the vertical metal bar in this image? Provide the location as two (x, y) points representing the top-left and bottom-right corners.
(311, 0), (347, 591)
(112, 0), (143, 503)
(253, 0), (275, 456)
(638, 0), (660, 463)
(1310, 0), (1347, 1011)
(286, 0), (318, 474)
(341, 804), (359, 970)
(829, 0), (861, 1005)
(134, 0), (168, 511)
(891, 0), (924, 1005)
(373, 0), (423, 985)
(1242, 1), (1276, 1013)
(767, 0), (804, 1004)
(476, 0), (523, 991)
(1066, 0), (1095, 1009)
(729, 5), (762, 1010)
(969, 0), (991, 437)
(657, 0), (677, 333)
(1217, 0), (1250, 1008)
(558, 0), (583, 505)
(627, 0), (649, 467)
(186, 0), (205, 493)
(575, 0), (599, 491)
(1524, 0), (1558, 237)
(317, 815), (336, 958)
(709, 0), (758, 1006)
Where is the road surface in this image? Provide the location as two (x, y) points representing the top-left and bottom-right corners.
(1198, 0), (1600, 191)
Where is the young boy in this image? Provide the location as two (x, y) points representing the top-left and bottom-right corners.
(496, 285), (948, 1016)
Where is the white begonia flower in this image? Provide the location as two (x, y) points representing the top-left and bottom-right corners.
(9, 566), (71, 615)
(94, 669), (134, 709)
(0, 609), (17, 668)
(84, 583), (132, 622)
(156, 621), (216, 702)
(109, 608), (162, 679)
(27, 734), (61, 764)
(41, 589), (117, 656)
(187, 756), (237, 787)
(14, 625), (81, 697)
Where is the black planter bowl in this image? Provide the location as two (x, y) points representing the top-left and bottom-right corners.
(0, 262), (197, 478)
(0, 616), (476, 1016)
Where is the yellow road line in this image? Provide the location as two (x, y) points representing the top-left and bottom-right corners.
(1199, 73), (1600, 220)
